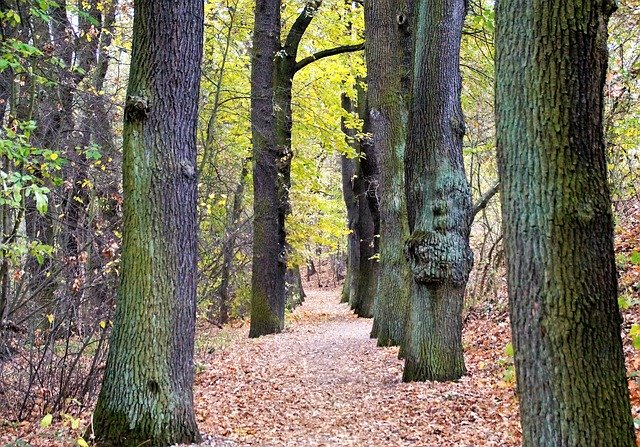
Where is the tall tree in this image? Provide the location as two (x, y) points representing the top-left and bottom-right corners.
(92, 0), (204, 444)
(249, 0), (285, 337)
(496, 0), (635, 445)
(250, 0), (364, 336)
(403, 0), (473, 381)
(365, 0), (414, 345)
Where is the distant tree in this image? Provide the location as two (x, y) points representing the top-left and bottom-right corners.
(365, 0), (414, 345)
(403, 0), (473, 381)
(92, 0), (204, 444)
(496, 0), (636, 445)
(340, 84), (380, 318)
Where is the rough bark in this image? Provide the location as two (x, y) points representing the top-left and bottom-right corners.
(495, 0), (635, 445)
(340, 94), (360, 304)
(249, 0), (285, 337)
(403, 0), (472, 382)
(92, 1), (204, 444)
(250, 0), (364, 335)
(365, 0), (413, 346)
(351, 100), (379, 318)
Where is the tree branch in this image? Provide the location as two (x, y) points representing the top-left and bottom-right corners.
(294, 42), (365, 74)
(284, 0), (322, 57)
(472, 181), (500, 220)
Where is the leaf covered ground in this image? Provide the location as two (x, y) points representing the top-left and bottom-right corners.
(189, 289), (522, 447)
(5, 202), (640, 447)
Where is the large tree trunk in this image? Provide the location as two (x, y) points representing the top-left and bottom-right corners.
(365, 0), (413, 346)
(249, 0), (285, 337)
(92, 1), (204, 444)
(495, 1), (635, 445)
(403, 0), (472, 382)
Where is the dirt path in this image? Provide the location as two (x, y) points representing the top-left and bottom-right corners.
(192, 289), (521, 447)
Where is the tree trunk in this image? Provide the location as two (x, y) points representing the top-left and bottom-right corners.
(403, 0), (472, 382)
(285, 266), (306, 310)
(212, 160), (249, 326)
(340, 93), (359, 304)
(495, 1), (635, 445)
(351, 112), (379, 318)
(365, 0), (413, 346)
(92, 1), (204, 444)
(249, 0), (285, 337)
(250, 0), (363, 335)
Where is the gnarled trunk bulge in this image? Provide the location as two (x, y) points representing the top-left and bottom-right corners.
(92, 1), (204, 445)
(365, 0), (414, 346)
(496, 0), (635, 445)
(403, 0), (472, 382)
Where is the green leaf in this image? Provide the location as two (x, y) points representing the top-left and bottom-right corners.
(504, 342), (514, 357)
(40, 413), (53, 428)
(631, 251), (640, 265)
(33, 188), (48, 214)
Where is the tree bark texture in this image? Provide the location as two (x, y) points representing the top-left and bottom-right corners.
(403, 0), (472, 382)
(249, 0), (285, 337)
(365, 0), (413, 346)
(92, 1), (204, 445)
(340, 94), (360, 304)
(345, 85), (379, 319)
(495, 1), (635, 445)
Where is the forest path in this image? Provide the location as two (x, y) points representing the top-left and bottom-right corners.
(191, 289), (521, 447)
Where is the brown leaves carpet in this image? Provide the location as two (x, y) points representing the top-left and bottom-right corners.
(192, 290), (521, 446)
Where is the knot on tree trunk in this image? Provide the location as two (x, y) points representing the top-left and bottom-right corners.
(405, 229), (472, 286)
(125, 94), (150, 121)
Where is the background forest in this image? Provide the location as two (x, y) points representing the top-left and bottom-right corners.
(0, 0), (639, 445)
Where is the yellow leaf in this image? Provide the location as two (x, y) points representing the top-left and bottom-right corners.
(99, 321), (106, 329)
(71, 418), (80, 429)
(49, 153), (59, 161)
(40, 413), (53, 428)
(46, 314), (54, 324)
(77, 437), (89, 447)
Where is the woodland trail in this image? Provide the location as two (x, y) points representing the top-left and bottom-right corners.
(190, 289), (522, 447)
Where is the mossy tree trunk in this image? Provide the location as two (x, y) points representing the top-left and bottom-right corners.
(403, 0), (472, 382)
(496, 1), (635, 445)
(249, 0), (285, 337)
(365, 0), (414, 346)
(250, 0), (364, 336)
(92, 1), (204, 445)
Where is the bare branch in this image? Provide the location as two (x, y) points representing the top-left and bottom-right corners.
(294, 42), (365, 74)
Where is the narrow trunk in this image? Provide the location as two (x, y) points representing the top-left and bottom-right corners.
(249, 0), (284, 337)
(212, 160), (249, 326)
(365, 0), (413, 346)
(92, 1), (204, 444)
(403, 0), (472, 382)
(285, 266), (306, 310)
(340, 94), (360, 304)
(349, 86), (379, 318)
(496, 1), (635, 445)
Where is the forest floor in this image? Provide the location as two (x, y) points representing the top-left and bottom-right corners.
(4, 285), (640, 446)
(4, 206), (640, 446)
(189, 289), (523, 447)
